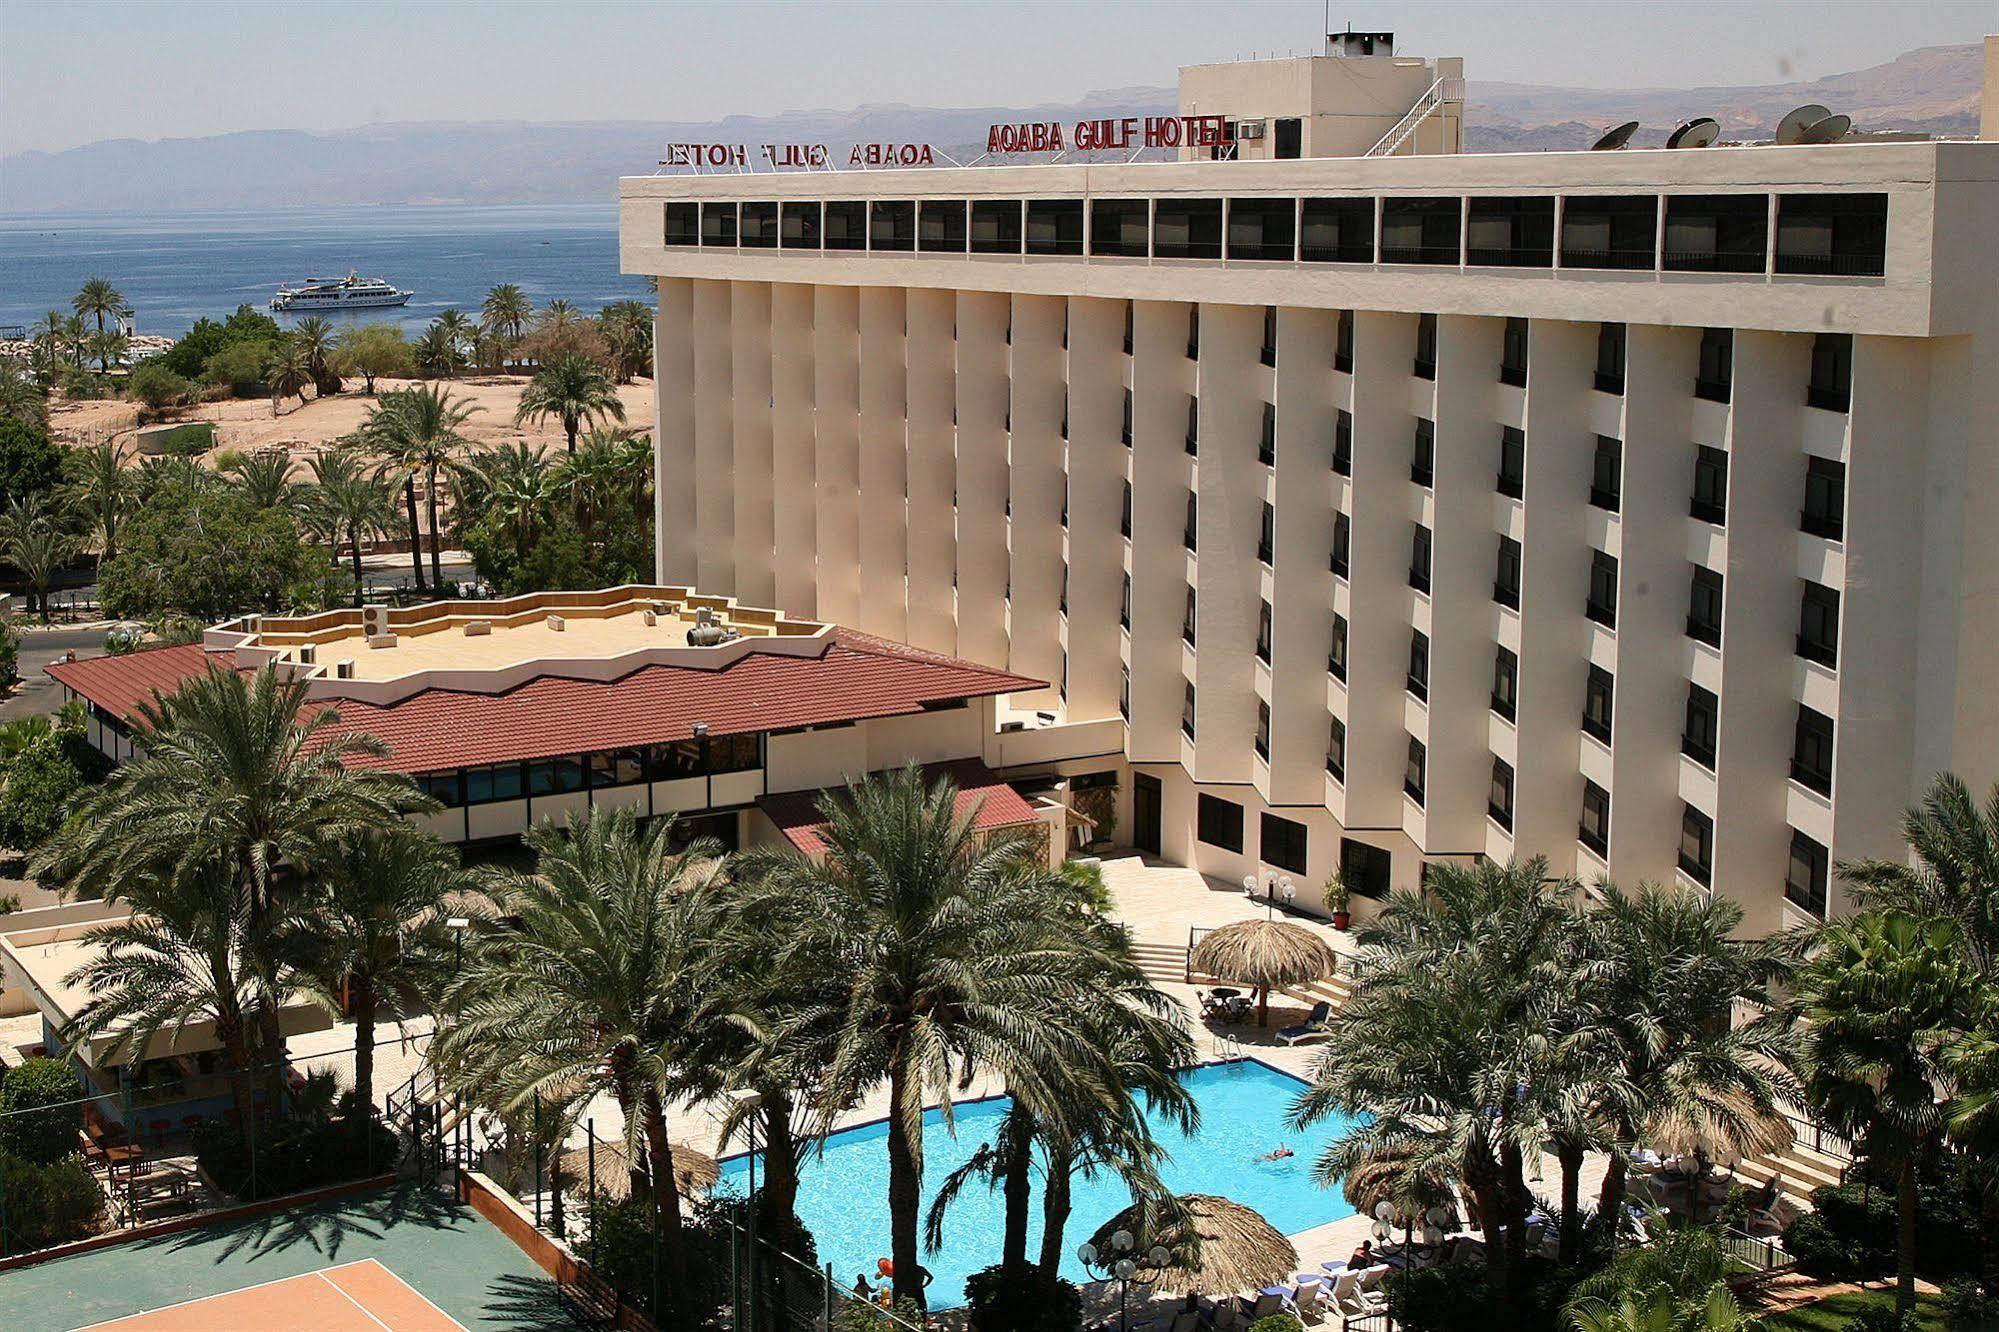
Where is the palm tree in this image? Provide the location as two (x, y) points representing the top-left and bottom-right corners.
(550, 432), (629, 542)
(292, 316), (339, 392)
(462, 441), (556, 560)
(361, 383), (479, 588)
(1566, 1222), (1754, 1329)
(433, 308), (474, 349)
(61, 441), (131, 562)
(414, 323), (464, 380)
(85, 328), (130, 376)
(539, 298), (580, 331)
(515, 353), (624, 453)
(267, 337), (314, 415)
(1568, 1285), (1762, 1332)
(1790, 913), (1979, 1319)
(483, 284), (531, 352)
(0, 363), (48, 430)
(72, 277), (127, 340)
(308, 448), (396, 605)
(1839, 773), (1999, 971)
(62, 314), (88, 368)
(597, 300), (654, 384)
(733, 764), (1122, 1312)
(223, 450), (300, 511)
(433, 809), (730, 1285)
(7, 521), (73, 619)
(29, 310), (67, 385)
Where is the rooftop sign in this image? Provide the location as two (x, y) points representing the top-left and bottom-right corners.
(985, 115), (1234, 154)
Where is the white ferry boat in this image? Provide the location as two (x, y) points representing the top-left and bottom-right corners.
(270, 272), (412, 312)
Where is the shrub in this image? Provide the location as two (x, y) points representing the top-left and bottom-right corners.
(1247, 1317), (1304, 1332)
(1846, 1304), (1921, 1332)
(126, 363), (193, 411)
(1942, 1279), (1999, 1332)
(0, 417), (64, 509)
(0, 1057), (85, 1165)
(191, 1112), (398, 1201)
(0, 1150), (105, 1250)
(1386, 1258), (1575, 1332)
(0, 724), (113, 851)
(203, 341), (274, 397)
(1787, 1155), (1983, 1284)
(0, 616), (17, 682)
(963, 1263), (1084, 1332)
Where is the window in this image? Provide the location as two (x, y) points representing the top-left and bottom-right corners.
(1595, 322), (1627, 394)
(1491, 646), (1518, 721)
(663, 202), (699, 246)
(1090, 198), (1150, 257)
(1123, 301), (1134, 354)
(780, 201), (822, 248)
(1808, 333), (1853, 412)
(1679, 804), (1714, 886)
(1227, 198), (1296, 261)
(1562, 196), (1658, 270)
(464, 761), (525, 804)
(1154, 198), (1223, 260)
(1260, 812), (1308, 872)
(1665, 195), (1768, 273)
(1407, 630), (1430, 702)
(1341, 839), (1392, 900)
(709, 732), (762, 773)
(1183, 493), (1198, 551)
(1776, 193), (1887, 277)
(1257, 503), (1275, 566)
(528, 755), (587, 796)
(1255, 701), (1272, 760)
(1273, 117), (1302, 159)
(1792, 706), (1835, 796)
(1786, 830), (1830, 917)
(918, 200), (967, 252)
(1409, 524), (1432, 594)
(1487, 536), (1520, 608)
(1500, 317), (1530, 386)
(1497, 426), (1525, 498)
(1181, 679), (1198, 740)
(1122, 389), (1133, 445)
(1489, 757), (1515, 830)
(1186, 306), (1200, 359)
(1259, 401), (1275, 464)
(1301, 198), (1376, 263)
(587, 747), (648, 789)
(969, 200), (1023, 254)
(1119, 572), (1131, 630)
(1326, 716), (1347, 780)
(1583, 665), (1614, 742)
(1404, 736), (1427, 805)
(1196, 793), (1243, 850)
(1333, 410), (1353, 475)
(1682, 684), (1719, 768)
(700, 201), (738, 246)
(1382, 198), (1461, 265)
(1025, 199), (1084, 255)
(1255, 600), (1273, 662)
(824, 200), (868, 250)
(1687, 566), (1724, 646)
(1798, 581), (1840, 667)
(1331, 512), (1350, 577)
(1691, 446), (1729, 524)
(1587, 550), (1619, 628)
(1411, 418), (1435, 486)
(1260, 305), (1278, 366)
(868, 201), (915, 251)
(1329, 613), (1348, 681)
(1185, 396), (1199, 455)
(1802, 456), (1846, 540)
(1695, 327), (1733, 402)
(417, 770), (463, 806)
(1590, 436), (1622, 511)
(1414, 313), (1438, 378)
(1467, 197), (1554, 268)
(1580, 781), (1611, 856)
(1120, 481), (1132, 538)
(1119, 667), (1130, 720)
(1335, 308), (1355, 372)
(1181, 585), (1198, 646)
(1058, 563), (1068, 615)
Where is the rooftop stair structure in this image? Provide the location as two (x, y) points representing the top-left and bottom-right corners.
(1366, 76), (1466, 157)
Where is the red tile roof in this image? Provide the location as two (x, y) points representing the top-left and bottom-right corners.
(757, 759), (1041, 855)
(47, 630), (1043, 775)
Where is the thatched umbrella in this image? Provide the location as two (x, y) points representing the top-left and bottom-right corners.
(1341, 1141), (1458, 1249)
(1087, 1194), (1297, 1301)
(560, 1139), (721, 1201)
(1190, 919), (1338, 1025)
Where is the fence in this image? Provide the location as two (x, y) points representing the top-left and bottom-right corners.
(1721, 1225), (1796, 1276)
(1776, 1105), (1855, 1165)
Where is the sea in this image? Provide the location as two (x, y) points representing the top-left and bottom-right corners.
(0, 203), (648, 340)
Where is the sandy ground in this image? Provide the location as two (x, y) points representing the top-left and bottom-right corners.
(47, 375), (656, 458)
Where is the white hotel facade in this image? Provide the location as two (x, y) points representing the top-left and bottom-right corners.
(620, 38), (1999, 933)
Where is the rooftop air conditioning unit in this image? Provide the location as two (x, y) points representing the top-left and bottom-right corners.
(362, 605), (388, 638)
(999, 720), (1027, 733)
(1238, 119), (1267, 139)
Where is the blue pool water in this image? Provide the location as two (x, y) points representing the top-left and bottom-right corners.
(716, 1059), (1359, 1308)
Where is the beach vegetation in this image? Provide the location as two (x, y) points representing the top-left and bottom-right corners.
(361, 383), (479, 589)
(305, 446), (396, 605)
(332, 323), (413, 394)
(0, 417), (66, 509)
(458, 433), (652, 594)
(98, 483), (327, 621)
(0, 365), (49, 431)
(598, 299), (655, 383)
(1, 492), (77, 618)
(154, 304), (281, 384)
(515, 353), (624, 453)
(291, 316), (341, 395)
(267, 336), (315, 415)
(125, 362), (196, 413)
(203, 339), (275, 397)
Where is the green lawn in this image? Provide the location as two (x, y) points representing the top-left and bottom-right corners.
(1763, 1288), (1945, 1330)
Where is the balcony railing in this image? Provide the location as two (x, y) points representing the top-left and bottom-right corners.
(1593, 370), (1626, 395)
(1694, 376), (1732, 404)
(1800, 509), (1843, 541)
(1493, 583), (1520, 611)
(1796, 635), (1837, 669)
(1806, 384), (1851, 413)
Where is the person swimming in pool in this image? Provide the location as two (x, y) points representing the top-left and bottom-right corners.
(1256, 1144), (1295, 1161)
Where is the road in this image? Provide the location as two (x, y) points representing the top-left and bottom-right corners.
(2, 624), (112, 722)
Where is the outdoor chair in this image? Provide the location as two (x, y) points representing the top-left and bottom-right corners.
(1277, 1001), (1334, 1045)
(1330, 1269), (1386, 1316)
(1290, 1277), (1329, 1323)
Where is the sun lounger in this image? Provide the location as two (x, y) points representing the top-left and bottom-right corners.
(1277, 1000), (1333, 1045)
(1290, 1277), (1328, 1323)
(1329, 1269), (1386, 1317)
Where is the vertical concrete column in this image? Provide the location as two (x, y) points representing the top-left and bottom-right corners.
(1266, 308), (1336, 807)
(691, 279), (735, 593)
(769, 283), (818, 616)
(1127, 301), (1195, 761)
(1190, 302), (1262, 787)
(1062, 297), (1124, 721)
(653, 278), (697, 584)
(729, 280), (775, 606)
(1007, 295), (1065, 707)
(904, 288), (957, 654)
(812, 286), (861, 627)
(953, 291), (1011, 670)
(857, 287), (909, 641)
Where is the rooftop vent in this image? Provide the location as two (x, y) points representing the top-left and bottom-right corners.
(464, 620), (492, 637)
(546, 615), (566, 632)
(297, 644), (316, 665)
(642, 609), (657, 626)
(685, 606), (740, 648)
(335, 659), (355, 680)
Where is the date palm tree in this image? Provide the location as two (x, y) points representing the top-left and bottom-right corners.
(515, 353), (623, 454)
(292, 316), (339, 393)
(223, 449), (301, 511)
(268, 337), (313, 415)
(1838, 773), (1999, 972)
(462, 441), (556, 561)
(597, 300), (654, 384)
(7, 520), (74, 619)
(538, 298), (580, 332)
(72, 277), (127, 340)
(60, 440), (131, 562)
(85, 328), (130, 376)
(0, 363), (48, 430)
(29, 310), (67, 384)
(483, 284), (531, 358)
(361, 383), (479, 589)
(308, 447), (396, 605)
(414, 322), (464, 380)
(734, 764), (1122, 1312)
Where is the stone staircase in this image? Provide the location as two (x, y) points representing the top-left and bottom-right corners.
(1733, 1135), (1850, 1202)
(1129, 940), (1357, 1014)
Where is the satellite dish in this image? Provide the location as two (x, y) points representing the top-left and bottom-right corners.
(1590, 120), (1641, 151)
(1798, 112), (1851, 144)
(1776, 104), (1832, 145)
(1667, 117), (1720, 149)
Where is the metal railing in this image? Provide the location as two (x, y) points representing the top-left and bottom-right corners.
(1721, 1225), (1795, 1275)
(1366, 77), (1465, 157)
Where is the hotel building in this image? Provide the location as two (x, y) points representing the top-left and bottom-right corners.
(619, 36), (1999, 932)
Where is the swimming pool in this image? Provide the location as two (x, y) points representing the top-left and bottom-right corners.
(716, 1058), (1360, 1308)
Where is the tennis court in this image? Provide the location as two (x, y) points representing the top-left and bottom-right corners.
(74, 1259), (464, 1331)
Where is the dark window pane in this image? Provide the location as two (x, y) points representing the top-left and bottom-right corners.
(1382, 198), (1461, 264)
(1409, 525), (1432, 595)
(1792, 706), (1835, 795)
(1561, 195), (1658, 270)
(1591, 436), (1622, 511)
(1803, 456), (1846, 540)
(1682, 684), (1719, 768)
(824, 201), (868, 250)
(1688, 566), (1724, 646)
(1489, 757), (1515, 829)
(1227, 198), (1296, 261)
(1026, 199), (1084, 255)
(1692, 446), (1729, 524)
(528, 756), (586, 796)
(1090, 199), (1150, 257)
(1467, 196), (1554, 267)
(1808, 333), (1853, 412)
(1197, 794), (1243, 851)
(700, 202), (737, 246)
(1154, 198), (1223, 260)
(1260, 812), (1308, 873)
(1584, 665), (1615, 742)
(664, 202), (699, 246)
(1666, 196), (1768, 273)
(1411, 418), (1435, 486)
(588, 748), (649, 788)
(869, 201), (916, 251)
(464, 762), (524, 804)
(918, 200), (968, 252)
(1497, 425), (1525, 497)
(1500, 317), (1529, 385)
(1580, 780), (1611, 855)
(1696, 327), (1734, 401)
(1492, 646), (1518, 721)
(1327, 716), (1346, 779)
(1329, 613), (1348, 681)
(740, 202), (779, 248)
(1414, 313), (1438, 379)
(1679, 804), (1714, 884)
(1588, 550), (1619, 627)
(780, 201), (822, 249)
(969, 200), (1023, 254)
(1786, 830), (1830, 916)
(1595, 322), (1627, 393)
(417, 770), (463, 806)
(1407, 629), (1429, 700)
(1495, 537), (1522, 609)
(1776, 193), (1887, 276)
(1404, 736), (1427, 805)
(1301, 198), (1376, 263)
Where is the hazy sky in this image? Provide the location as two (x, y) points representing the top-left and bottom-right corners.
(2, 0), (1993, 156)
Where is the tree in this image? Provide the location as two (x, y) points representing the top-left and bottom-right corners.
(515, 354), (625, 453)
(0, 1057), (85, 1164)
(0, 364), (48, 431)
(1566, 1225), (1753, 1330)
(84, 329), (129, 376)
(223, 450), (300, 511)
(29, 311), (68, 386)
(6, 521), (73, 619)
(361, 384), (478, 588)
(126, 362), (194, 412)
(732, 764), (1121, 1312)
(292, 316), (340, 395)
(0, 709), (111, 850)
(1790, 913), (1980, 1319)
(267, 337), (314, 415)
(332, 324), (413, 395)
(0, 417), (65, 510)
(307, 448), (395, 605)
(72, 278), (127, 341)
(97, 485), (324, 623)
(483, 284), (531, 355)
(597, 301), (654, 384)
(414, 323), (464, 380)
(1839, 774), (1999, 972)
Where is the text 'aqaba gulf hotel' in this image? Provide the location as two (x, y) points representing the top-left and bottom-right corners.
(621, 33), (1999, 933)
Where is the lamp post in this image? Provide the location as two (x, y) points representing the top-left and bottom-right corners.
(1241, 873), (1297, 919)
(1078, 1231), (1171, 1332)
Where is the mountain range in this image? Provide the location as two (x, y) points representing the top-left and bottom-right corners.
(0, 43), (1982, 215)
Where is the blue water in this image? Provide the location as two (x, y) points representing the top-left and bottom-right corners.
(0, 204), (648, 338)
(717, 1059), (1358, 1308)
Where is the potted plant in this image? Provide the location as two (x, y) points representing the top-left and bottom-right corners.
(1324, 870), (1353, 931)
